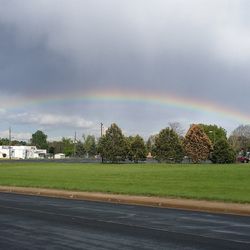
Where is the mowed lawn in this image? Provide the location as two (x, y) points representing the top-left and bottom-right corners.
(0, 162), (249, 203)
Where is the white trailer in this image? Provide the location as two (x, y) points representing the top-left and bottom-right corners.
(0, 146), (47, 159)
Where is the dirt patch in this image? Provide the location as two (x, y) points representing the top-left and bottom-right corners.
(0, 185), (249, 216)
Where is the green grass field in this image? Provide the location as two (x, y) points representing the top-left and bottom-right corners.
(0, 162), (249, 203)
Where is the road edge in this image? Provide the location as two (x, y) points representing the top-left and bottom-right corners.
(0, 186), (249, 216)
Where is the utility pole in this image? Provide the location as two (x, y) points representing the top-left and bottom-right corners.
(101, 123), (103, 137)
(9, 127), (11, 160)
(74, 131), (77, 158)
(101, 123), (103, 163)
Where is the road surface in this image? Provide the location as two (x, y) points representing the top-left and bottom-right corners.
(0, 193), (249, 249)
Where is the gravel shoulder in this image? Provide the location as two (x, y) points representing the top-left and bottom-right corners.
(0, 185), (249, 216)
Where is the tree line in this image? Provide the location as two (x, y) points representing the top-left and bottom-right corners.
(98, 123), (235, 163)
(1, 123), (250, 163)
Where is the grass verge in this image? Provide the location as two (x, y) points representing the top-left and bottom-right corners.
(0, 162), (249, 203)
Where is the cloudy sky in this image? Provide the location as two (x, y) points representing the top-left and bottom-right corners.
(1, 0), (250, 141)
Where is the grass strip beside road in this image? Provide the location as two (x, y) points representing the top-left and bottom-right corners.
(0, 162), (249, 203)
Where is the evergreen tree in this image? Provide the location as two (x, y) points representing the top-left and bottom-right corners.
(75, 141), (86, 157)
(127, 135), (147, 163)
(153, 128), (184, 163)
(183, 124), (212, 163)
(211, 139), (236, 163)
(98, 123), (128, 163)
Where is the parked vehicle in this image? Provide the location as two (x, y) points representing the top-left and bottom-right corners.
(237, 151), (250, 163)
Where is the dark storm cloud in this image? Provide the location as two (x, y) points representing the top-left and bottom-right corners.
(0, 0), (250, 110)
(0, 23), (78, 95)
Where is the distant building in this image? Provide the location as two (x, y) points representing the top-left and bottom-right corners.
(0, 146), (47, 159)
(147, 152), (153, 159)
(54, 153), (65, 159)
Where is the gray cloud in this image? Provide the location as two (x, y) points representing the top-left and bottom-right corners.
(0, 0), (250, 137)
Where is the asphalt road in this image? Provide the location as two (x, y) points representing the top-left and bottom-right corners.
(0, 193), (249, 250)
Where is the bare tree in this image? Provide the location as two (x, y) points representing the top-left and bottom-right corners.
(229, 125), (250, 152)
(169, 122), (185, 137)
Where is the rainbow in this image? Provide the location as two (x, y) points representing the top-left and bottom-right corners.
(1, 88), (250, 124)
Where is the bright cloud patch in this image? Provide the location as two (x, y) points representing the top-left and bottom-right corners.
(8, 112), (94, 129)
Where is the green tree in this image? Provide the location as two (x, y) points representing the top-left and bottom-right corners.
(153, 128), (184, 163)
(31, 130), (48, 149)
(62, 138), (74, 157)
(126, 136), (134, 161)
(48, 146), (55, 157)
(98, 123), (128, 163)
(183, 124), (212, 163)
(211, 139), (236, 164)
(11, 140), (27, 146)
(75, 141), (86, 157)
(200, 124), (227, 146)
(48, 141), (64, 154)
(83, 135), (97, 158)
(0, 138), (9, 145)
(127, 135), (147, 163)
